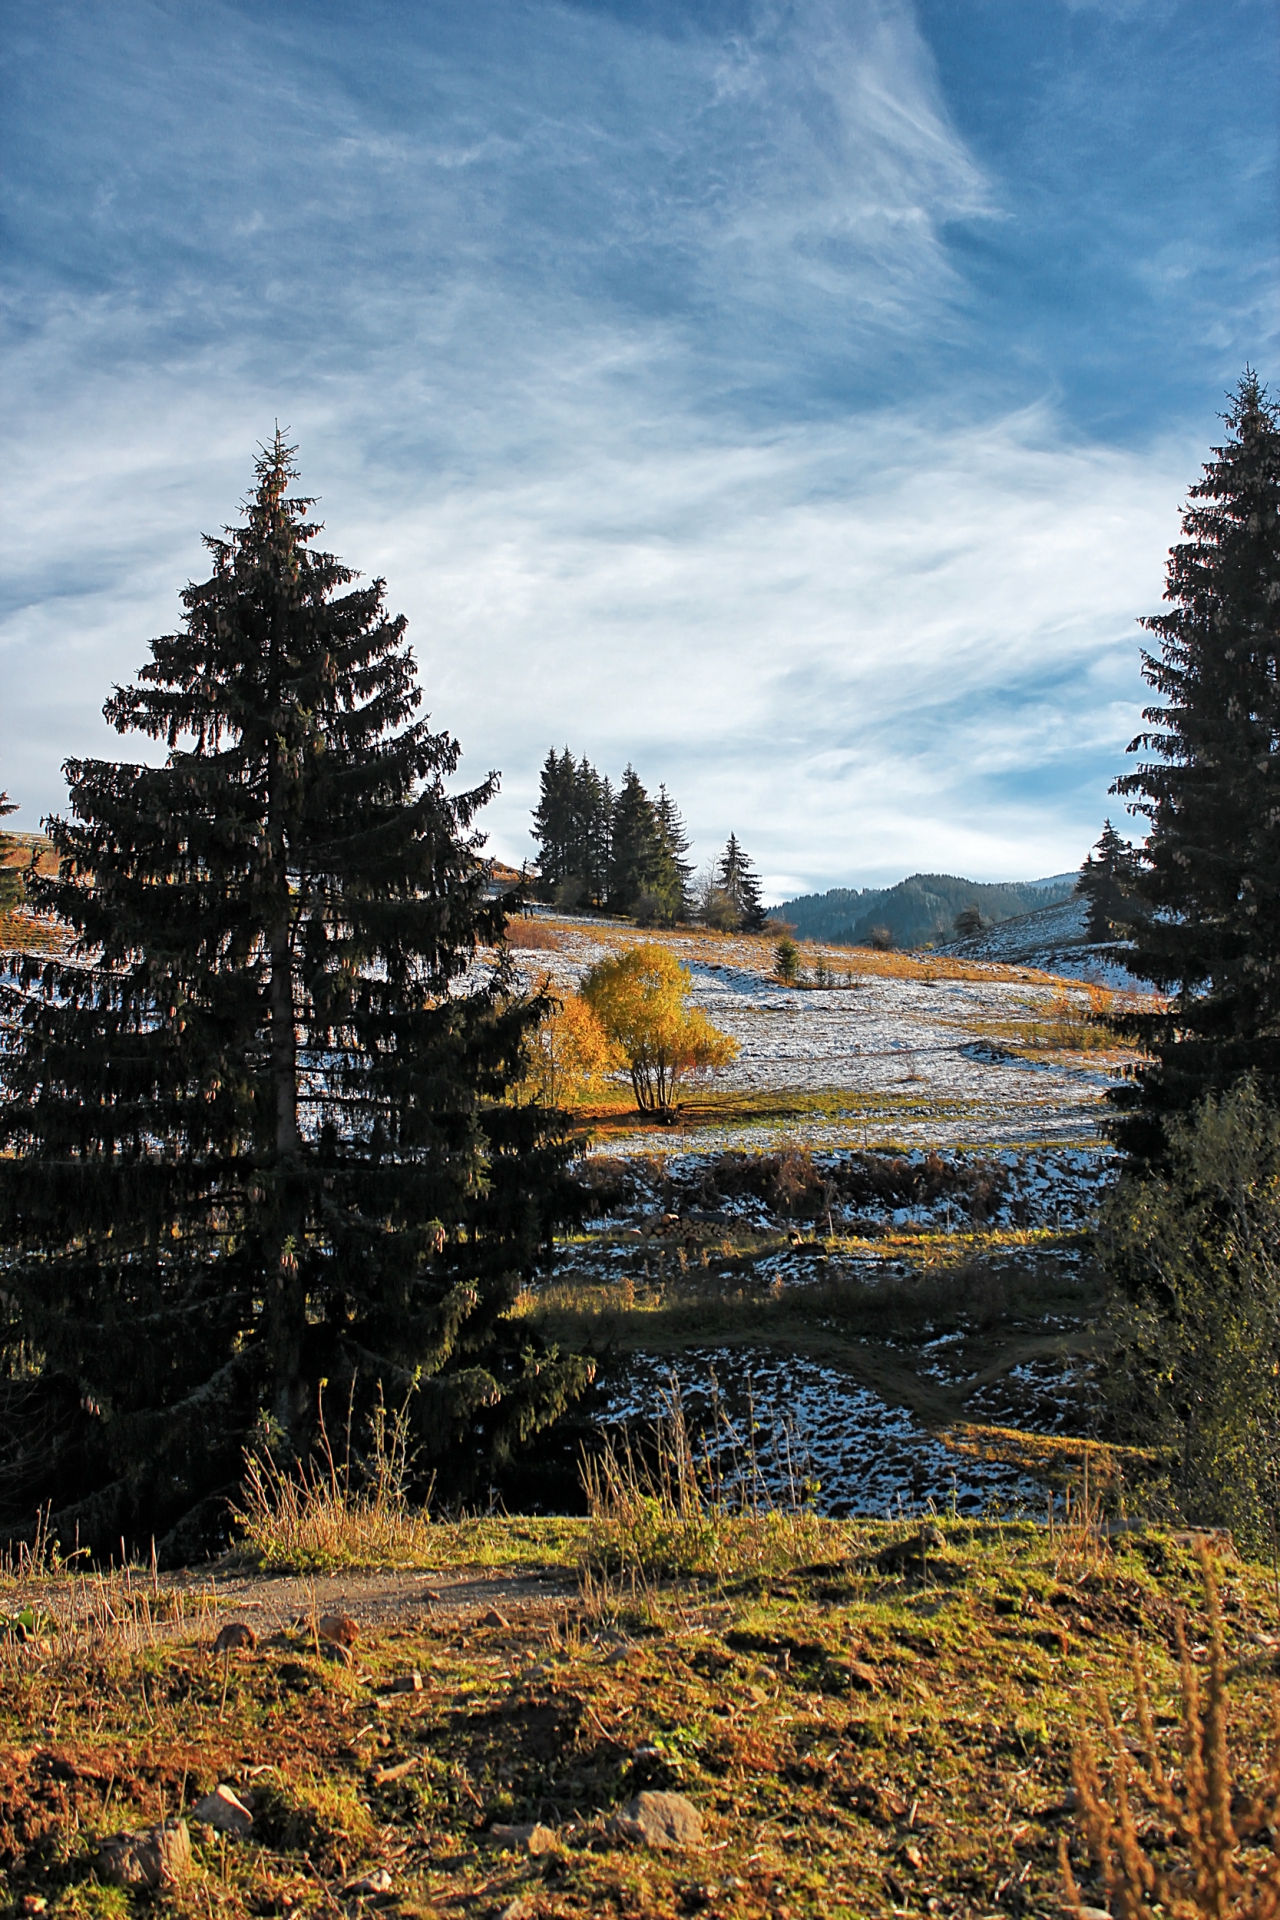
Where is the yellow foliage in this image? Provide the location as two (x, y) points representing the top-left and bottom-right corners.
(579, 941), (739, 1112)
(525, 982), (618, 1105)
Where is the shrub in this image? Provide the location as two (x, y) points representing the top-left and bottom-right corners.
(1099, 1079), (1280, 1549)
(524, 982), (618, 1105)
(505, 918), (561, 950)
(700, 889), (741, 931)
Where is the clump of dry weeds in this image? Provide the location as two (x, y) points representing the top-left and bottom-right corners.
(1063, 1544), (1280, 1919)
(503, 917), (561, 950)
(581, 1375), (831, 1588)
(231, 1386), (435, 1572)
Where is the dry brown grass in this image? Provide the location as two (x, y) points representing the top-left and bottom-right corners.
(230, 1387), (439, 1571)
(1063, 1545), (1280, 1919)
(9, 1519), (1280, 1916)
(581, 1374), (830, 1585)
(1019, 983), (1135, 1052)
(503, 917), (562, 950)
(0, 834), (68, 953)
(531, 911), (1084, 989)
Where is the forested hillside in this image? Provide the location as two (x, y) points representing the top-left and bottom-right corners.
(778, 871), (1076, 949)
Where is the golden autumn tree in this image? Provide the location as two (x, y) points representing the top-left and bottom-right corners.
(525, 979), (618, 1106)
(579, 943), (738, 1112)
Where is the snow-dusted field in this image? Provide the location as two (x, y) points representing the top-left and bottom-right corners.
(507, 914), (1146, 1151)
(504, 915), (1131, 1513)
(599, 1348), (1046, 1518)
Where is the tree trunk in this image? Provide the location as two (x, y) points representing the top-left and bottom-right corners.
(265, 650), (307, 1446)
(268, 903), (307, 1443)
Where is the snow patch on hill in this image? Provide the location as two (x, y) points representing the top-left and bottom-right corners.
(938, 894), (1151, 989)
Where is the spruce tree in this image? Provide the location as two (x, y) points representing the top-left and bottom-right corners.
(0, 437), (588, 1556)
(653, 786), (694, 923)
(530, 751), (612, 906)
(1111, 373), (1280, 1155)
(0, 793), (22, 916)
(530, 748), (575, 898)
(1075, 820), (1141, 945)
(586, 769), (613, 906)
(716, 834), (767, 932)
(608, 768), (663, 915)
(567, 755), (611, 907)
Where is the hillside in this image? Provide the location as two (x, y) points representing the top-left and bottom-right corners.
(505, 911), (1134, 1152)
(775, 872), (1077, 950)
(938, 893), (1148, 989)
(494, 910), (1154, 1517)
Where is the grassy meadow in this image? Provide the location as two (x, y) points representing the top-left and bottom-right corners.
(3, 1517), (1278, 1918)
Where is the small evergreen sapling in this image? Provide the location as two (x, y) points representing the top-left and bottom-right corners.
(773, 936), (800, 985)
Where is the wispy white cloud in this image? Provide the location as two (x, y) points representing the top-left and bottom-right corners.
(0, 333), (1192, 888)
(0, 0), (1269, 894)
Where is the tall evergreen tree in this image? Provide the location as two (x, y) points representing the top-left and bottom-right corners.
(0, 437), (588, 1556)
(1076, 819), (1142, 944)
(716, 834), (767, 932)
(564, 755), (607, 906)
(608, 767), (663, 916)
(530, 748), (577, 897)
(653, 785), (694, 924)
(0, 793), (22, 917)
(530, 751), (612, 906)
(1112, 373), (1280, 1156)
(582, 762), (614, 906)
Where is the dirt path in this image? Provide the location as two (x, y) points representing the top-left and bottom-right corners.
(18, 1563), (579, 1645)
(199, 1562), (576, 1630)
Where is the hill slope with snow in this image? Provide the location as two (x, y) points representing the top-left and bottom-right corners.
(937, 893), (1148, 988)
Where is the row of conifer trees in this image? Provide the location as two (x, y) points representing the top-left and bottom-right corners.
(530, 749), (767, 929)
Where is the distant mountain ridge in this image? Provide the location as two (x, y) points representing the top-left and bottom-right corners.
(776, 870), (1078, 950)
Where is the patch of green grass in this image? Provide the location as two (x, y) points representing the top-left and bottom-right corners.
(576, 1082), (982, 1145)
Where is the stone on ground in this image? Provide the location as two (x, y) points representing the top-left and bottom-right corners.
(96, 1819), (192, 1888)
(191, 1785), (253, 1835)
(611, 1791), (704, 1849)
(488, 1822), (558, 1855)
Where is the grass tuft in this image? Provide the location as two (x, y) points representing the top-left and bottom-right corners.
(231, 1386), (437, 1572)
(581, 1374), (832, 1585)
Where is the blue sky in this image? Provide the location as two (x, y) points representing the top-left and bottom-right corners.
(1, 0), (1275, 897)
